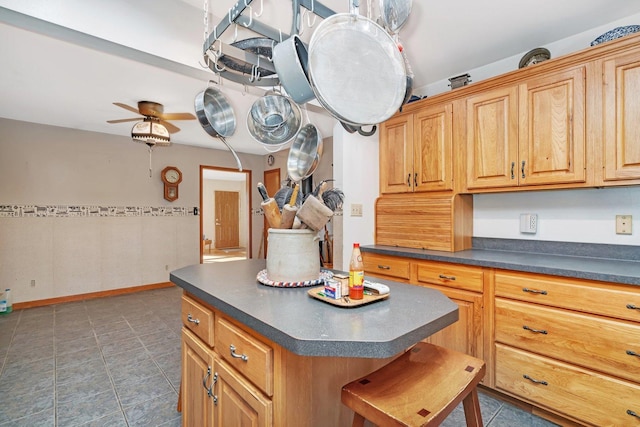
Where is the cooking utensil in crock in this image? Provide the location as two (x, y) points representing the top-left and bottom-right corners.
(194, 86), (243, 170)
(273, 34), (315, 104)
(307, 7), (406, 126)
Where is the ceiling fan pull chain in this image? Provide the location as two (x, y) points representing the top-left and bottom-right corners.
(148, 145), (153, 178)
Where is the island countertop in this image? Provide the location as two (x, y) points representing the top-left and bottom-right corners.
(170, 259), (458, 358)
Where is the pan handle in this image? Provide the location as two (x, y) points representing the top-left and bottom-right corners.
(357, 125), (377, 137)
(218, 136), (243, 171)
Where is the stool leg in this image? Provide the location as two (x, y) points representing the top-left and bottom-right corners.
(351, 413), (366, 427)
(462, 388), (482, 427)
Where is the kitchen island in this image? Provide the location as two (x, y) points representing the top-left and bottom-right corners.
(170, 259), (458, 426)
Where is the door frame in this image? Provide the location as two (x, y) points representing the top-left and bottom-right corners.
(199, 165), (252, 263)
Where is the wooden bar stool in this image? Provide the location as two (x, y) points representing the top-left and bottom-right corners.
(341, 342), (486, 427)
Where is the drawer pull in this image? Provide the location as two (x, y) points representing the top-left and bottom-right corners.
(377, 265), (391, 270)
(229, 344), (249, 362)
(626, 350), (640, 358)
(438, 274), (456, 281)
(523, 325), (548, 334)
(522, 287), (547, 295)
(627, 304), (640, 311)
(187, 313), (200, 325)
(523, 374), (548, 386)
(203, 366), (214, 397)
(628, 410), (640, 419)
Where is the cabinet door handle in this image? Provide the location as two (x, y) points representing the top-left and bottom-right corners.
(414, 173), (418, 187)
(521, 160), (526, 179)
(523, 374), (548, 385)
(523, 287), (548, 295)
(626, 350), (640, 358)
(203, 366), (215, 397)
(510, 162), (515, 179)
(438, 274), (456, 281)
(377, 265), (391, 270)
(229, 344), (249, 362)
(628, 410), (640, 419)
(523, 325), (548, 334)
(627, 304), (640, 311)
(407, 173), (411, 187)
(187, 313), (200, 325)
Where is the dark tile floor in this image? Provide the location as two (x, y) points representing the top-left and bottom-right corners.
(0, 286), (557, 426)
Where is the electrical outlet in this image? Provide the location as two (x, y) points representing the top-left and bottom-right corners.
(350, 203), (363, 217)
(520, 213), (538, 234)
(616, 215), (632, 235)
(30, 279), (36, 287)
(165, 264), (169, 271)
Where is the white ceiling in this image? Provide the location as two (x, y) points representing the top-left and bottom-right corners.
(1, 0), (640, 156)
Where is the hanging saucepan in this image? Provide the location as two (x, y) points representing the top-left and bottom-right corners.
(379, 0), (412, 35)
(287, 124), (323, 182)
(194, 86), (243, 171)
(272, 35), (315, 104)
(247, 93), (302, 151)
(307, 7), (406, 126)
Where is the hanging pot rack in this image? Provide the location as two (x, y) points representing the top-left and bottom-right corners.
(205, 0), (336, 87)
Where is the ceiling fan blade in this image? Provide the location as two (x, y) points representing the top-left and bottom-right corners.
(107, 117), (141, 124)
(113, 102), (141, 114)
(160, 112), (196, 121)
(161, 120), (181, 134)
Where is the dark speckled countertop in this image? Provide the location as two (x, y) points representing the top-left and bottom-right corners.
(361, 238), (640, 285)
(170, 259), (458, 358)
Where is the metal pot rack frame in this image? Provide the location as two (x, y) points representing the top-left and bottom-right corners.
(205, 0), (336, 86)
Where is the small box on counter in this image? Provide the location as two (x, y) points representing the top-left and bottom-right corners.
(333, 274), (349, 297)
(324, 279), (342, 299)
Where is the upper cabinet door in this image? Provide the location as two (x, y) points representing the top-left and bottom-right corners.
(466, 86), (519, 189)
(380, 114), (414, 194)
(413, 103), (454, 192)
(603, 50), (640, 182)
(518, 66), (586, 186)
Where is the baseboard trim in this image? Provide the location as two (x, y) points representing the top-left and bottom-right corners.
(13, 282), (176, 310)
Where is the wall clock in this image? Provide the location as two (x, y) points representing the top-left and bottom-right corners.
(161, 166), (182, 202)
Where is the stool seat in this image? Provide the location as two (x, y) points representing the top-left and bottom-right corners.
(341, 342), (486, 427)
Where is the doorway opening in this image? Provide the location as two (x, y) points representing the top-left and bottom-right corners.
(200, 166), (252, 263)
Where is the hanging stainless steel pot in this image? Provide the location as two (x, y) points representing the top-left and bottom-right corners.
(379, 0), (412, 34)
(307, 11), (406, 126)
(287, 124), (323, 182)
(194, 87), (243, 171)
(273, 35), (315, 104)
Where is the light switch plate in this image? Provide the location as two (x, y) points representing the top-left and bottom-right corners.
(616, 215), (632, 235)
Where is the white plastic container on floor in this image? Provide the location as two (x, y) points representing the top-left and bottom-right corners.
(0, 288), (12, 315)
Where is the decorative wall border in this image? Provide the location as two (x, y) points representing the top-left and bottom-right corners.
(0, 205), (193, 218)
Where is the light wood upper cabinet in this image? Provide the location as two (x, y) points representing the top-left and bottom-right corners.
(380, 103), (453, 194)
(466, 66), (587, 190)
(602, 48), (640, 183)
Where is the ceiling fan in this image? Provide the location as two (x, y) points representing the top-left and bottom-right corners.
(107, 101), (196, 135)
(107, 101), (195, 177)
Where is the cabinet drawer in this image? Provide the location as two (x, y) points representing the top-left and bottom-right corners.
(496, 344), (640, 427)
(216, 316), (274, 397)
(495, 299), (640, 384)
(494, 270), (640, 323)
(416, 261), (483, 292)
(362, 254), (410, 280)
(182, 295), (214, 347)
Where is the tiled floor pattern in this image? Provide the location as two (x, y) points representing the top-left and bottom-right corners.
(0, 286), (558, 426)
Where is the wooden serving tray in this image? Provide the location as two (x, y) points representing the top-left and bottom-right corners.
(307, 286), (389, 308)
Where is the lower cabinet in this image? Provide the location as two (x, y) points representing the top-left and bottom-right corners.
(181, 294), (273, 427)
(494, 270), (640, 426)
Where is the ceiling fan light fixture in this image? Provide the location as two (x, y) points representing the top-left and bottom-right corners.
(131, 118), (170, 146)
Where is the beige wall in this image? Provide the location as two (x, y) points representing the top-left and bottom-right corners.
(0, 118), (267, 304)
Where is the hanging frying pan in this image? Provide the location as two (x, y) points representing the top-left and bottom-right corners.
(194, 86), (243, 171)
(307, 6), (406, 126)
